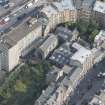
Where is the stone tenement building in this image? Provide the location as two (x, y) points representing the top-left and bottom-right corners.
(1, 0), (105, 72)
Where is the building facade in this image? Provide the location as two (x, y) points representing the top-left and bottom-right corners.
(71, 42), (94, 71)
(77, 0), (95, 21)
(0, 19), (42, 71)
(93, 1), (105, 27)
(41, 0), (77, 36)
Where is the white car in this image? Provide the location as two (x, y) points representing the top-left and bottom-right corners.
(97, 72), (105, 78)
(4, 17), (10, 22)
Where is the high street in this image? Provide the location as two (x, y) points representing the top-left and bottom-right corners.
(0, 0), (30, 17)
(0, 0), (46, 33)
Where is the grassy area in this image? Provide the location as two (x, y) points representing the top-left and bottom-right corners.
(0, 61), (52, 105)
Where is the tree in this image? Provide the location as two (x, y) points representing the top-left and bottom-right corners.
(89, 29), (99, 42)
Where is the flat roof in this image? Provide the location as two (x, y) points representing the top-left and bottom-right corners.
(95, 30), (105, 41)
(41, 0), (75, 18)
(49, 42), (73, 67)
(93, 1), (105, 13)
(1, 17), (42, 48)
(41, 5), (57, 18)
(53, 0), (75, 11)
(82, 0), (95, 10)
(71, 42), (92, 64)
(55, 26), (72, 39)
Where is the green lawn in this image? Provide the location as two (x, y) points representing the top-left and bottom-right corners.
(0, 61), (52, 105)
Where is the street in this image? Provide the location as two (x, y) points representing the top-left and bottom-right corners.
(68, 60), (105, 105)
(0, 0), (45, 32)
(0, 0), (30, 17)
